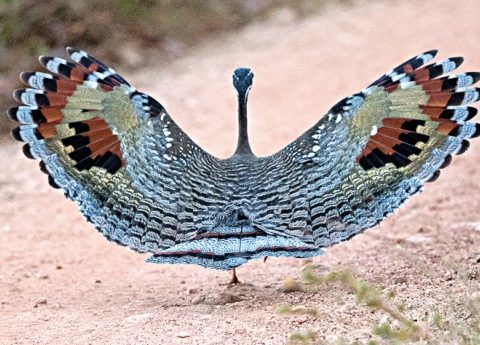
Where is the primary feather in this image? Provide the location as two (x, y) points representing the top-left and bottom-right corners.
(8, 48), (480, 270)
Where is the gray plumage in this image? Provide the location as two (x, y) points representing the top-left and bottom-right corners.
(9, 48), (480, 270)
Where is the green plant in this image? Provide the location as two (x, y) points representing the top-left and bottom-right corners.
(288, 330), (317, 345)
(277, 265), (427, 344)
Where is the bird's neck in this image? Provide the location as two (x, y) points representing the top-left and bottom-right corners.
(234, 96), (253, 156)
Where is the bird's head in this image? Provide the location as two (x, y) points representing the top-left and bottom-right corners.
(232, 68), (253, 102)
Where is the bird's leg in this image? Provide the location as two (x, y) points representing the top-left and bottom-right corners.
(229, 268), (240, 285)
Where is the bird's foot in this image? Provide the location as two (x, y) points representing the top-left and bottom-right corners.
(228, 274), (241, 286)
(220, 268), (241, 287)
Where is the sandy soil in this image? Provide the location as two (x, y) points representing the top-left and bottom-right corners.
(1, 0), (479, 344)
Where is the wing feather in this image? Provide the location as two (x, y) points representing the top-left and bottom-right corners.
(8, 48), (209, 254)
(275, 50), (480, 247)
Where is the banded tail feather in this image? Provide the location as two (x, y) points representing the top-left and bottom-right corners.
(7, 48), (480, 276)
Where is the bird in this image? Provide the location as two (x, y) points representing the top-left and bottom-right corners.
(8, 48), (480, 285)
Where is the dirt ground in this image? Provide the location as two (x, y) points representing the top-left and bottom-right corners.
(1, 0), (479, 344)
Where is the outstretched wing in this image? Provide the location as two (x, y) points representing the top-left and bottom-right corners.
(276, 50), (480, 247)
(8, 48), (209, 253)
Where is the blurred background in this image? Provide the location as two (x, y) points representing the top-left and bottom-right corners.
(0, 0), (348, 137)
(2, 1), (480, 344)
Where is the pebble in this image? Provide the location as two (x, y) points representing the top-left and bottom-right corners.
(296, 316), (309, 325)
(443, 271), (454, 281)
(215, 292), (243, 304)
(193, 292), (244, 305)
(34, 298), (47, 308)
(124, 313), (153, 323)
(177, 332), (190, 338)
(394, 276), (408, 284)
(406, 234), (431, 244)
(325, 334), (337, 343)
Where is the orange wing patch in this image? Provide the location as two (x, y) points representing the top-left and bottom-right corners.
(10, 59), (125, 174)
(61, 118), (123, 173)
(357, 118), (428, 170)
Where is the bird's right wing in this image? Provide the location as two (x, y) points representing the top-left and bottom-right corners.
(8, 48), (211, 253)
(276, 50), (480, 247)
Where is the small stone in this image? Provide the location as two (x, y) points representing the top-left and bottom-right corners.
(191, 296), (203, 304)
(95, 279), (102, 284)
(187, 288), (199, 294)
(177, 332), (190, 338)
(124, 313), (153, 323)
(56, 265), (62, 270)
(296, 316), (309, 325)
(36, 273), (49, 279)
(34, 298), (47, 307)
(443, 271), (454, 281)
(406, 234), (431, 244)
(325, 334), (337, 343)
(394, 276), (408, 284)
(197, 292), (244, 305)
(215, 292), (243, 304)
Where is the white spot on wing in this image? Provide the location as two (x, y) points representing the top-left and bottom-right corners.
(440, 59), (456, 73)
(70, 51), (86, 63)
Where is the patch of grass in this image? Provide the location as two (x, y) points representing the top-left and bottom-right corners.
(278, 263), (480, 344)
(304, 266), (421, 332)
(281, 276), (304, 293)
(288, 330), (317, 345)
(431, 311), (442, 330)
(275, 304), (318, 316)
(427, 292), (480, 345)
(278, 265), (426, 344)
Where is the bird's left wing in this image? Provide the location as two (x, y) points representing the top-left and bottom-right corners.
(8, 48), (210, 253)
(276, 50), (480, 247)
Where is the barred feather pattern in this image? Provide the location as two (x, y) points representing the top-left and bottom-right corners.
(8, 48), (480, 270)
